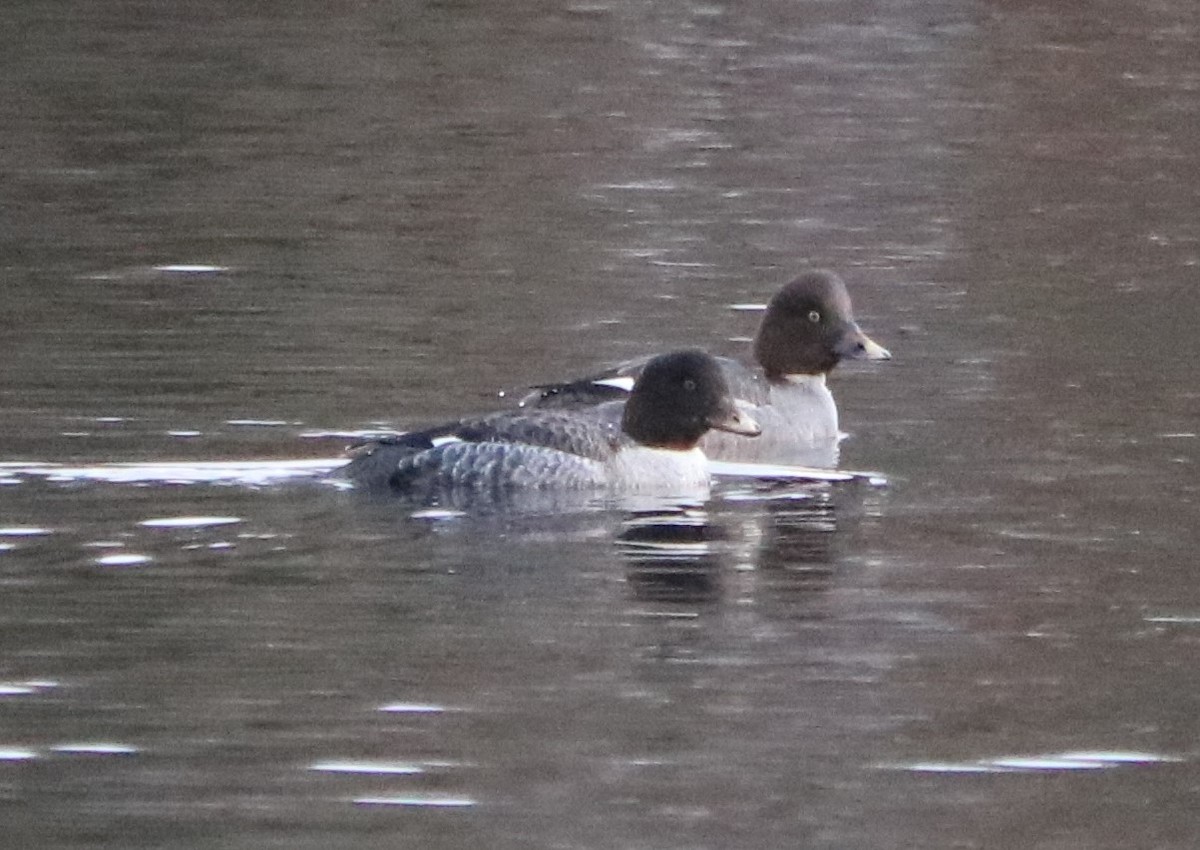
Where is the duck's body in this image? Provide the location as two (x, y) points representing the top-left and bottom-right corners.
(342, 351), (759, 501)
(700, 373), (841, 467)
(522, 270), (889, 466)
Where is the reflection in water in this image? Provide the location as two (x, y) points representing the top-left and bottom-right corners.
(617, 485), (842, 603)
(618, 509), (724, 603)
(757, 492), (839, 575)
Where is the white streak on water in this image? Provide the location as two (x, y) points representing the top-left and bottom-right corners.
(883, 750), (1183, 774)
(0, 685), (36, 696)
(600, 179), (678, 191)
(353, 794), (476, 808)
(377, 703), (448, 714)
(410, 509), (468, 521)
(310, 760), (424, 775)
(0, 749), (38, 761)
(708, 460), (858, 482)
(7, 459), (345, 486)
(300, 430), (401, 439)
(96, 553), (151, 566)
(51, 743), (139, 756)
(140, 516), (242, 529)
(154, 264), (228, 274)
(0, 526), (53, 536)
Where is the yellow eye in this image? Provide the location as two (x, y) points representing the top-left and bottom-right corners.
(807, 310), (821, 323)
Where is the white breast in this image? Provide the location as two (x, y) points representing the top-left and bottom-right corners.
(766, 374), (839, 439)
(698, 374), (841, 466)
(604, 446), (712, 496)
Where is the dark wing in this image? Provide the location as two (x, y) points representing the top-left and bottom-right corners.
(518, 357), (650, 410)
(520, 378), (632, 410)
(455, 408), (622, 458)
(520, 355), (770, 410)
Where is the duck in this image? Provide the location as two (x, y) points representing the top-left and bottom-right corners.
(341, 350), (761, 501)
(521, 270), (890, 467)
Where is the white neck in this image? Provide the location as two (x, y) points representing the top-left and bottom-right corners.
(765, 372), (839, 436)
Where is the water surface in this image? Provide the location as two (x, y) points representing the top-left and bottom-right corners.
(2, 1), (1199, 847)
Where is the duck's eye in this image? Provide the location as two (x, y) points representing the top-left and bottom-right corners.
(807, 310), (821, 324)
(683, 379), (697, 392)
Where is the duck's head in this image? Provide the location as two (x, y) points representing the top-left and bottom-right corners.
(622, 350), (761, 449)
(753, 270), (891, 379)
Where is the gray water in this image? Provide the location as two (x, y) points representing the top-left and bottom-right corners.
(3, 1), (1199, 847)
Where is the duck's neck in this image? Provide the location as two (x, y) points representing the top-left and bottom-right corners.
(767, 372), (828, 390)
(632, 436), (702, 452)
(765, 371), (839, 434)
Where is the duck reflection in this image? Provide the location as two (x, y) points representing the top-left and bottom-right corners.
(617, 508), (725, 603)
(617, 484), (843, 603)
(752, 491), (839, 594)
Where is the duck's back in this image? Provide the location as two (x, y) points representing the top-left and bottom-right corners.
(524, 356), (762, 410)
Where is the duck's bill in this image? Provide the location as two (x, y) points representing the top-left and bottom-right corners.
(708, 402), (762, 437)
(838, 326), (892, 361)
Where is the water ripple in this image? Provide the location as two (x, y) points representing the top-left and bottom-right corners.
(352, 794), (476, 808)
(882, 750), (1184, 774)
(4, 460), (343, 486)
(140, 516), (242, 529)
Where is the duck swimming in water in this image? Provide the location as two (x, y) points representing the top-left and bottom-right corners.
(522, 270), (890, 467)
(342, 349), (760, 501)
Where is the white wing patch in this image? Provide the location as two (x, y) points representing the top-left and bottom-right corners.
(594, 376), (636, 392)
